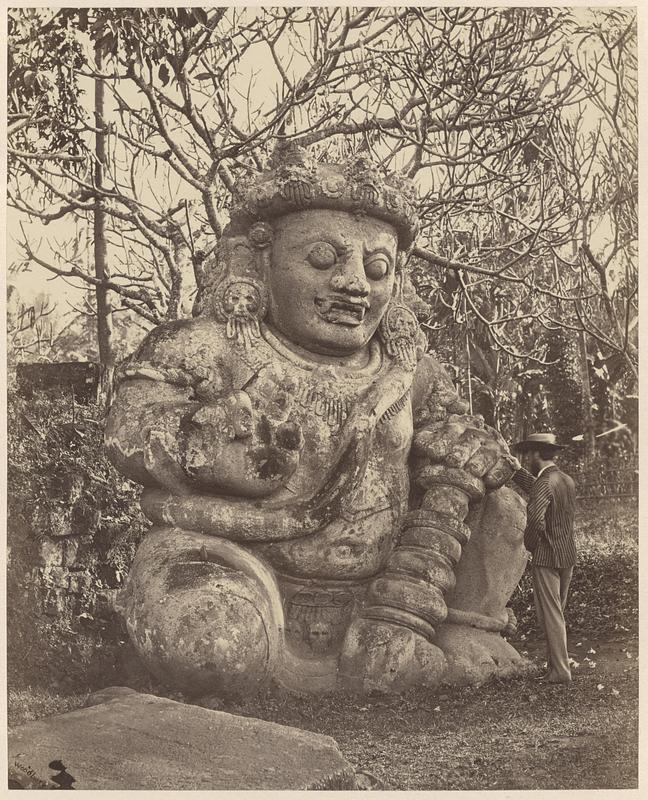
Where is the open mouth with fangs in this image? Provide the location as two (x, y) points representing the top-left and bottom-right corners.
(314, 295), (370, 326)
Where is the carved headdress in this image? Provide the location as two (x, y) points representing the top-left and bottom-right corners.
(229, 141), (420, 249)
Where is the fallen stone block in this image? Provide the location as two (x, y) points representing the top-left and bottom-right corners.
(8, 688), (356, 790)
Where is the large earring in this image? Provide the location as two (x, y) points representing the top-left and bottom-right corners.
(378, 271), (422, 371)
(213, 275), (268, 349)
(207, 223), (272, 347)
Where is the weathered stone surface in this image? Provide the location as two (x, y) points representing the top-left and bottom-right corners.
(104, 143), (529, 695)
(338, 619), (447, 693)
(449, 486), (528, 625)
(122, 528), (284, 696)
(8, 689), (357, 790)
(435, 624), (534, 686)
(430, 486), (531, 685)
(83, 685), (139, 706)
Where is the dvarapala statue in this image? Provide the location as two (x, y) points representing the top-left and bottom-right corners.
(106, 143), (530, 695)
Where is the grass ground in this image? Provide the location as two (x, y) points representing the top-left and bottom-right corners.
(8, 632), (638, 791)
(201, 631), (639, 791)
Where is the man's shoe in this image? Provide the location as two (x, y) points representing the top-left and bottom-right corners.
(535, 668), (571, 684)
(546, 673), (572, 684)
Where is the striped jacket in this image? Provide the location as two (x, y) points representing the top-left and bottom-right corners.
(513, 464), (577, 568)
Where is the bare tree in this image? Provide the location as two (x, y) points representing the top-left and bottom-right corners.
(8, 7), (637, 406)
(7, 285), (58, 363)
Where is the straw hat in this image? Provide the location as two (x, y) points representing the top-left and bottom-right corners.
(513, 432), (566, 452)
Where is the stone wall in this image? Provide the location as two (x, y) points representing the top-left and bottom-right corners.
(16, 361), (100, 404)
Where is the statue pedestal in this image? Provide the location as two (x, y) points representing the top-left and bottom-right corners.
(8, 687), (356, 790)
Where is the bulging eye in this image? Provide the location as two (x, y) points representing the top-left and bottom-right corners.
(365, 254), (391, 280)
(307, 242), (337, 270)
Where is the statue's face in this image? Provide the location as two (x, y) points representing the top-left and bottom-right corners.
(222, 280), (262, 319)
(266, 210), (398, 356)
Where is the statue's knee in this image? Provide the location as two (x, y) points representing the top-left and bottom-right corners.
(122, 528), (281, 695)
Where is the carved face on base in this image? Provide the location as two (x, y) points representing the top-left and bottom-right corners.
(266, 210), (398, 357)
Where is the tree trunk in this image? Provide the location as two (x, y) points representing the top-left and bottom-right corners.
(465, 330), (473, 415)
(578, 329), (596, 463)
(94, 45), (115, 405)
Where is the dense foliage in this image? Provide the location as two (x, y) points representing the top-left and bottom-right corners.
(7, 381), (147, 690)
(510, 499), (638, 639)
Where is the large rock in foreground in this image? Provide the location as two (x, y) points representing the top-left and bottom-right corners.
(8, 688), (356, 790)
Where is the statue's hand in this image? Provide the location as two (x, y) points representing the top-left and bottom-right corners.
(183, 390), (304, 495)
(190, 391), (255, 441)
(412, 414), (516, 491)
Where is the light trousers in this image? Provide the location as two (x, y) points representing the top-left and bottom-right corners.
(532, 565), (574, 681)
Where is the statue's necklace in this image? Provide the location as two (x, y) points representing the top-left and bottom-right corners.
(238, 325), (385, 429)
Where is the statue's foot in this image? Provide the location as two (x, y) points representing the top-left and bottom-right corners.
(434, 622), (533, 686)
(338, 618), (447, 693)
(122, 527), (284, 696)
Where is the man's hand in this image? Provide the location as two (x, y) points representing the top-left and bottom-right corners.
(503, 453), (522, 473)
(412, 414), (517, 490)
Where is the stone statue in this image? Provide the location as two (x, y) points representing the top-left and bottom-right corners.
(106, 143), (529, 696)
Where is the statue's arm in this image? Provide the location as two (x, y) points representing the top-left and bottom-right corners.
(410, 354), (516, 491)
(105, 323), (303, 497)
(411, 353), (470, 428)
(105, 376), (199, 493)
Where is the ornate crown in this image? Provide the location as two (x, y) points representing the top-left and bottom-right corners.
(229, 141), (420, 249)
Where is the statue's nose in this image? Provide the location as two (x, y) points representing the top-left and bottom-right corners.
(330, 251), (370, 296)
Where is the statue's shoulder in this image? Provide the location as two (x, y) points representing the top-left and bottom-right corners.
(411, 352), (469, 427)
(117, 317), (240, 393)
(132, 317), (230, 364)
(116, 317), (235, 384)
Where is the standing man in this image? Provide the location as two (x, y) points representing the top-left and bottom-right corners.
(506, 433), (577, 684)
